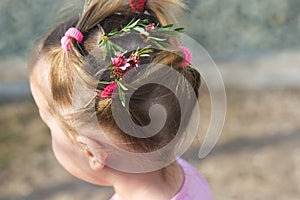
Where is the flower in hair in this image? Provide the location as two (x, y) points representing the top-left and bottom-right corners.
(146, 23), (155, 32)
(101, 82), (118, 98)
(112, 52), (131, 75)
(99, 18), (184, 60)
(99, 46), (152, 106)
(130, 0), (147, 13)
(129, 53), (140, 68)
(179, 46), (192, 68)
(97, 18), (186, 106)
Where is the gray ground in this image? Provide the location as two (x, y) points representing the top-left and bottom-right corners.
(0, 51), (299, 199)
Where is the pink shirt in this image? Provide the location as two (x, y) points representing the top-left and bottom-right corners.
(110, 158), (213, 200)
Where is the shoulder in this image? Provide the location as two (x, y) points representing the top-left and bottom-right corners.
(172, 158), (214, 200)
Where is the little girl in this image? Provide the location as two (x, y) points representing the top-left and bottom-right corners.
(29, 0), (213, 199)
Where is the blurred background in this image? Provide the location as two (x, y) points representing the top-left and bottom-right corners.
(0, 0), (299, 199)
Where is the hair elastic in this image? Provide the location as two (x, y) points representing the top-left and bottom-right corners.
(61, 27), (83, 51)
(179, 46), (192, 68)
(130, 0), (147, 13)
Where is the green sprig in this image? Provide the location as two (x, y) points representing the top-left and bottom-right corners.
(99, 18), (185, 57)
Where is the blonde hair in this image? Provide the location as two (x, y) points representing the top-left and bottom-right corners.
(30, 0), (200, 152)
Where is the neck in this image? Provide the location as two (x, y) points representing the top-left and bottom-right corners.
(110, 162), (184, 200)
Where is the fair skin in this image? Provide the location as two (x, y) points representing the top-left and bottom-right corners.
(30, 58), (184, 200)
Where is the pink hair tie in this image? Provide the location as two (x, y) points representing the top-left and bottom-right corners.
(179, 46), (192, 68)
(61, 27), (83, 51)
(130, 0), (147, 13)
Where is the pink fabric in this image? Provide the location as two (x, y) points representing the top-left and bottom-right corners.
(61, 27), (83, 51)
(110, 158), (213, 200)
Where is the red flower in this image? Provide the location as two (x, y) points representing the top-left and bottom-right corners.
(101, 82), (118, 98)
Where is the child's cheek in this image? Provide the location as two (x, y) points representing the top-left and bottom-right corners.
(50, 123), (85, 177)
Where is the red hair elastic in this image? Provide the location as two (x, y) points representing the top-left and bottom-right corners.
(130, 0), (147, 13)
(61, 27), (83, 51)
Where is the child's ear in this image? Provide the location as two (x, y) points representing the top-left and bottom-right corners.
(76, 136), (108, 171)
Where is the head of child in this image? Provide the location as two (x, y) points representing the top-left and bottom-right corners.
(29, 0), (200, 198)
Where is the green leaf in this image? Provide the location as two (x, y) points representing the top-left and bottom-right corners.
(107, 42), (112, 56)
(134, 27), (149, 36)
(140, 54), (151, 57)
(107, 41), (116, 56)
(103, 43), (108, 60)
(111, 46), (117, 56)
(140, 49), (153, 54)
(127, 18), (136, 26)
(174, 27), (185, 33)
(118, 82), (128, 91)
(148, 36), (167, 42)
(108, 28), (119, 36)
(120, 97), (126, 107)
(162, 24), (174, 29)
(127, 19), (140, 29)
(98, 81), (113, 85)
(135, 46), (153, 56)
(140, 19), (150, 25)
(117, 82), (126, 107)
(113, 43), (124, 52)
(99, 39), (105, 46)
(138, 49), (153, 57)
(139, 45), (151, 51)
(156, 30), (178, 36)
(122, 19), (140, 32)
(151, 40), (166, 50)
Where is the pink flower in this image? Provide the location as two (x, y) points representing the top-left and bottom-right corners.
(101, 82), (118, 98)
(179, 46), (192, 68)
(112, 53), (131, 76)
(119, 63), (131, 71)
(146, 23), (155, 32)
(112, 53), (130, 69)
(129, 54), (140, 68)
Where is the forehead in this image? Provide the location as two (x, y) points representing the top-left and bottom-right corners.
(30, 54), (51, 93)
(29, 53), (53, 111)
